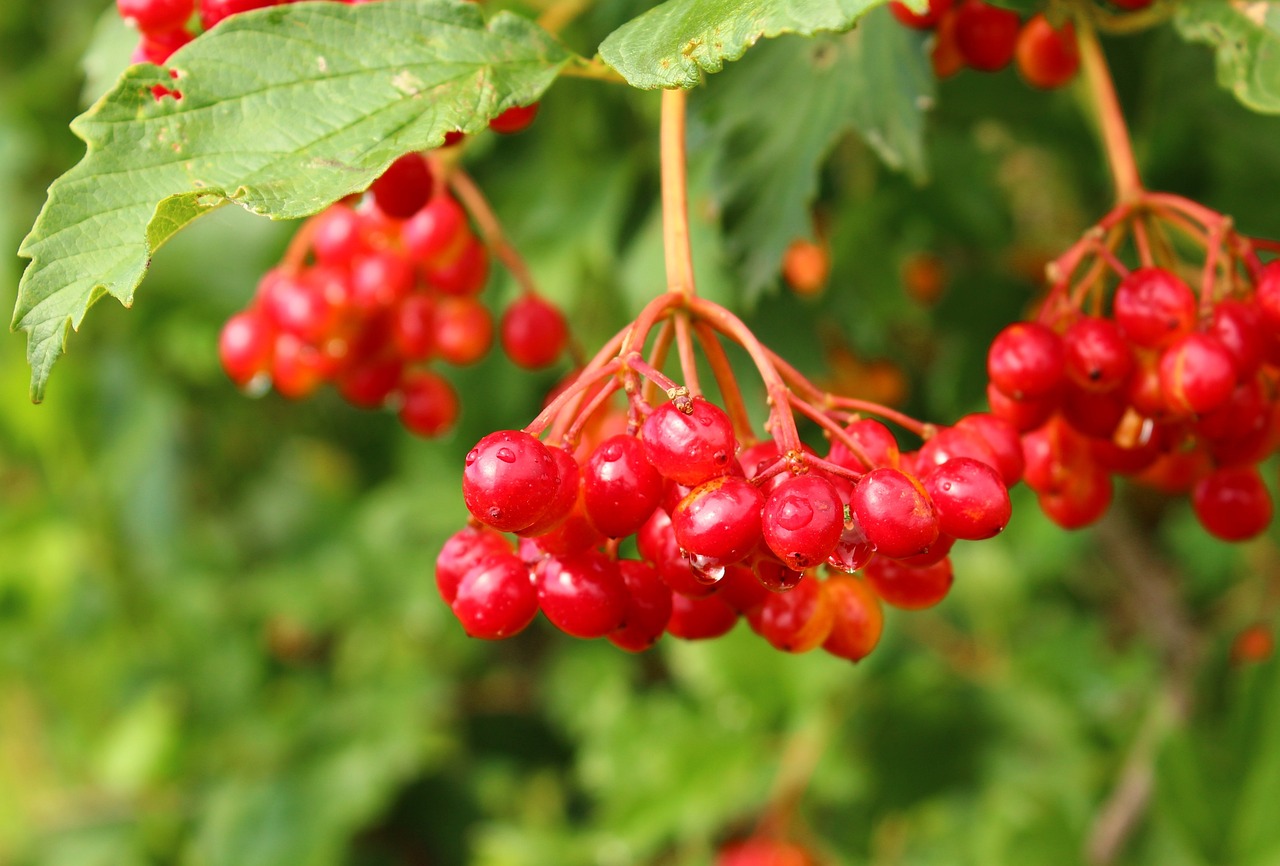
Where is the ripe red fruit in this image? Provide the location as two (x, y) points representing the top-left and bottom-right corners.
(1158, 332), (1238, 416)
(1113, 267), (1197, 349)
(954, 413), (1025, 486)
(754, 573), (835, 653)
(219, 309), (274, 388)
(309, 203), (365, 266)
(667, 592), (738, 640)
(133, 28), (193, 63)
(536, 551), (628, 639)
(270, 333), (329, 399)
(1208, 300), (1264, 379)
(500, 295), (569, 369)
(488, 102), (540, 134)
(923, 457), (1011, 540)
(402, 194), (470, 267)
(761, 474), (845, 570)
(986, 381), (1057, 432)
(451, 553), (538, 639)
(392, 295), (436, 360)
(827, 417), (900, 472)
(1231, 624), (1275, 665)
(865, 556), (954, 609)
(952, 0), (1021, 72)
(433, 296), (493, 366)
(336, 354), (403, 409)
(607, 559), (673, 652)
(889, 0), (953, 29)
(850, 468), (939, 559)
(118, 0), (194, 34)
(672, 476), (766, 569)
(424, 235), (490, 296)
(1063, 315), (1133, 393)
(583, 434), (664, 538)
(349, 249), (415, 311)
(822, 575), (884, 662)
(517, 447), (580, 537)
(369, 152), (434, 219)
(462, 430), (561, 532)
(1037, 467), (1113, 529)
(398, 371), (460, 438)
(932, 9), (966, 78)
(641, 397), (738, 486)
(1015, 15), (1079, 89)
(1191, 466), (1274, 541)
(435, 526), (514, 604)
(987, 321), (1066, 400)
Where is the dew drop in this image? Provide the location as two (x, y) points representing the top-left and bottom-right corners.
(683, 551), (726, 584)
(496, 447), (516, 463)
(466, 449), (480, 466)
(942, 481), (953, 492)
(777, 498), (813, 531)
(600, 441), (624, 462)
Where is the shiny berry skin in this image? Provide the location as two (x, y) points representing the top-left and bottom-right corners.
(1191, 466), (1274, 541)
(425, 235), (490, 297)
(827, 418), (900, 472)
(336, 354), (403, 409)
(435, 526), (514, 604)
(1036, 467), (1113, 529)
(462, 430), (560, 532)
(583, 434), (664, 538)
(309, 203), (365, 266)
(716, 564), (771, 614)
(259, 269), (339, 344)
(451, 553), (538, 639)
(667, 592), (738, 640)
(954, 413), (1024, 486)
(1208, 300), (1265, 379)
(986, 381), (1057, 432)
(915, 426), (1000, 476)
(369, 152), (434, 219)
(752, 553), (804, 592)
(754, 573), (834, 653)
(1015, 15), (1078, 89)
(517, 446), (581, 537)
(536, 551), (628, 639)
(488, 102), (540, 134)
(638, 509), (718, 598)
(501, 295), (569, 369)
(923, 457), (1011, 540)
(864, 556), (954, 610)
(761, 474), (844, 570)
(1113, 267), (1197, 349)
(133, 28), (193, 63)
(1159, 332), (1238, 416)
(953, 0), (1020, 72)
(821, 576), (884, 662)
(219, 309), (274, 388)
(433, 296), (493, 366)
(270, 333), (329, 399)
(402, 194), (469, 267)
(827, 517), (875, 574)
(398, 371), (459, 438)
(119, 0), (194, 33)
(850, 468), (939, 559)
(392, 296), (436, 360)
(608, 559), (673, 652)
(1063, 315), (1133, 393)
(672, 476), (765, 568)
(349, 249), (415, 310)
(988, 321), (1066, 400)
(641, 398), (737, 486)
(889, 0), (952, 29)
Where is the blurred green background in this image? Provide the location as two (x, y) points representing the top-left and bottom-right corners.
(4, 2), (1280, 865)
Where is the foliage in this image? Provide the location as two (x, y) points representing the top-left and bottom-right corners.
(5, 1), (1280, 865)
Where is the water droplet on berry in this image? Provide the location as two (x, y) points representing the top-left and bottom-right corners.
(466, 449), (479, 466)
(600, 441), (624, 462)
(496, 448), (516, 463)
(776, 497), (813, 531)
(683, 551), (726, 585)
(713, 450), (729, 465)
(487, 506), (503, 522)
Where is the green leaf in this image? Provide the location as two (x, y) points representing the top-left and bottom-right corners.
(695, 14), (932, 302)
(1175, 0), (1280, 114)
(14, 0), (572, 402)
(598, 0), (894, 89)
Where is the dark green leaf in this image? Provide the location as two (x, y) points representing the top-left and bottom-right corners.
(14, 0), (572, 401)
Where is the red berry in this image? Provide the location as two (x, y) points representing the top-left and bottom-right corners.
(517, 446), (581, 537)
(954, 413), (1025, 486)
(582, 434), (664, 538)
(1015, 15), (1079, 89)
(761, 474), (844, 571)
(462, 430), (561, 532)
(270, 333), (329, 399)
(488, 102), (540, 134)
(133, 27), (193, 64)
(392, 295), (436, 361)
(608, 559), (673, 652)
(219, 309), (274, 388)
(827, 418), (900, 472)
(451, 553), (538, 639)
(1113, 267), (1197, 349)
(398, 371), (459, 437)
(986, 381), (1058, 432)
(1208, 300), (1264, 379)
(923, 457), (1011, 540)
(754, 573), (834, 653)
(932, 9), (966, 78)
(336, 354), (402, 408)
(501, 295), (569, 369)
(536, 551), (628, 638)
(850, 468), (939, 559)
(435, 526), (513, 604)
(1192, 466), (1273, 541)
(716, 564), (771, 615)
(864, 556), (954, 609)
(953, 0), (1020, 72)
(433, 296), (493, 366)
(349, 249), (415, 311)
(259, 268), (340, 344)
(821, 576), (884, 662)
(717, 838), (815, 866)
(118, 0), (194, 34)
(402, 194), (470, 267)
(424, 235), (489, 296)
(988, 321), (1066, 400)
(309, 203), (365, 267)
(369, 153), (434, 220)
(889, 0), (952, 29)
(1036, 467), (1113, 529)
(672, 476), (766, 570)
(641, 398), (738, 486)
(1063, 315), (1133, 393)
(781, 239), (829, 296)
(1158, 332), (1238, 416)
(667, 592), (738, 640)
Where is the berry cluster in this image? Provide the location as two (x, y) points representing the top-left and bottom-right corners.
(986, 191), (1280, 539)
(439, 290), (1019, 658)
(889, 0), (1081, 88)
(218, 151), (568, 437)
